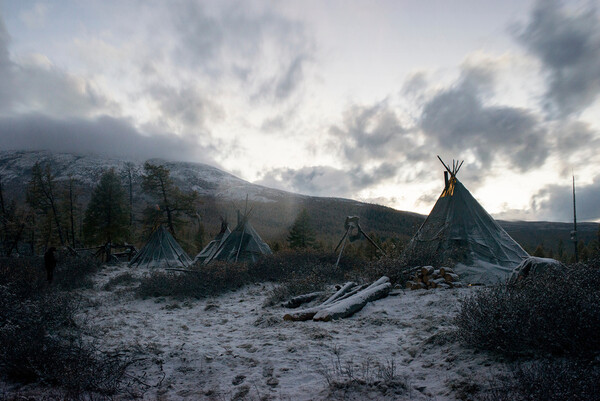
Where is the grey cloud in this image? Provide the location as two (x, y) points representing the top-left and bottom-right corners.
(171, 2), (224, 72)
(517, 0), (600, 116)
(555, 120), (599, 154)
(0, 114), (216, 165)
(0, 14), (9, 66)
(0, 13), (114, 118)
(329, 101), (424, 165)
(256, 164), (399, 198)
(0, 16), (11, 111)
(275, 54), (307, 100)
(529, 175), (600, 221)
(402, 72), (428, 97)
(170, 1), (312, 101)
(420, 66), (549, 172)
(147, 84), (224, 132)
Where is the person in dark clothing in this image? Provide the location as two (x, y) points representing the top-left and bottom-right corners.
(44, 247), (57, 283)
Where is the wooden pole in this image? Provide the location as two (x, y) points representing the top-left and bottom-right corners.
(358, 224), (386, 256)
(334, 228), (349, 253)
(572, 175), (578, 263)
(437, 155), (451, 173)
(335, 231), (349, 268)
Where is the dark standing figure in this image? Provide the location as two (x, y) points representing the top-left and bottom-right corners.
(44, 247), (57, 283)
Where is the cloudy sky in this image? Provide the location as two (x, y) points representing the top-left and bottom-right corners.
(1, 0), (599, 222)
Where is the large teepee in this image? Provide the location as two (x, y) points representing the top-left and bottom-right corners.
(129, 225), (192, 268)
(404, 157), (529, 283)
(193, 218), (231, 264)
(205, 211), (271, 264)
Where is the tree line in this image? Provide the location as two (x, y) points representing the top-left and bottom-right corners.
(0, 162), (203, 257)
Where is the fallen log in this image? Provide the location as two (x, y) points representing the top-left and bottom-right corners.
(313, 282), (392, 322)
(334, 284), (368, 303)
(364, 276), (390, 290)
(322, 282), (357, 306)
(283, 307), (322, 321)
(439, 267), (455, 276)
(282, 292), (325, 308)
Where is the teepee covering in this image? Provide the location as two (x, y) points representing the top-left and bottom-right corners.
(206, 212), (271, 264)
(193, 218), (231, 264)
(129, 225), (192, 268)
(404, 158), (529, 284)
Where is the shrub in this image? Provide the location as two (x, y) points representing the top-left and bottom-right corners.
(136, 261), (250, 299)
(484, 359), (600, 401)
(362, 256), (412, 285)
(263, 271), (328, 307)
(102, 272), (137, 291)
(54, 254), (102, 290)
(0, 257), (46, 298)
(137, 249), (415, 301)
(250, 249), (363, 283)
(0, 258), (133, 397)
(455, 265), (600, 357)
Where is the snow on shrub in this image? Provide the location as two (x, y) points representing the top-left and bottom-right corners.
(0, 258), (134, 397)
(455, 264), (600, 357)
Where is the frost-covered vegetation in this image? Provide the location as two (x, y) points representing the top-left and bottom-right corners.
(0, 257), (136, 399)
(456, 259), (600, 401)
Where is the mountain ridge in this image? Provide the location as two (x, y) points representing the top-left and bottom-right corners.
(0, 150), (596, 252)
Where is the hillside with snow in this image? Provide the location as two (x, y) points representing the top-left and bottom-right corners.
(0, 150), (595, 248)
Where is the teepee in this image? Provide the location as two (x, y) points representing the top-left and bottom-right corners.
(404, 157), (529, 283)
(193, 217), (231, 264)
(129, 225), (192, 268)
(205, 211), (271, 264)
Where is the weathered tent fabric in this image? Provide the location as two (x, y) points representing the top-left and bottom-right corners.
(207, 217), (271, 264)
(405, 176), (529, 284)
(193, 223), (231, 264)
(129, 225), (192, 268)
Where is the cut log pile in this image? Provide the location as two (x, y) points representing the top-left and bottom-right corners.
(283, 276), (391, 322)
(405, 266), (463, 290)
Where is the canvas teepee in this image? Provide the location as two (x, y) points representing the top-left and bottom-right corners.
(193, 217), (231, 264)
(404, 157), (529, 283)
(205, 211), (271, 264)
(129, 225), (192, 268)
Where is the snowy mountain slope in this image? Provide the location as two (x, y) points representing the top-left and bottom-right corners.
(0, 150), (595, 247)
(0, 150), (297, 203)
(0, 150), (424, 242)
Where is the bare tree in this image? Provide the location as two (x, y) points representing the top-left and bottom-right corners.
(26, 162), (65, 246)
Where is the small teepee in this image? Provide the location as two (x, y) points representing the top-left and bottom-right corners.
(193, 217), (230, 264)
(404, 157), (529, 283)
(205, 210), (271, 264)
(129, 225), (192, 268)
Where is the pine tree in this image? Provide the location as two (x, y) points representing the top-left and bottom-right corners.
(141, 162), (198, 238)
(83, 169), (129, 244)
(287, 209), (316, 249)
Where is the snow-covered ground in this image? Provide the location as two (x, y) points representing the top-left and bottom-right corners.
(71, 264), (505, 400)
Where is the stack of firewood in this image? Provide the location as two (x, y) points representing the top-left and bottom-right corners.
(405, 266), (463, 290)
